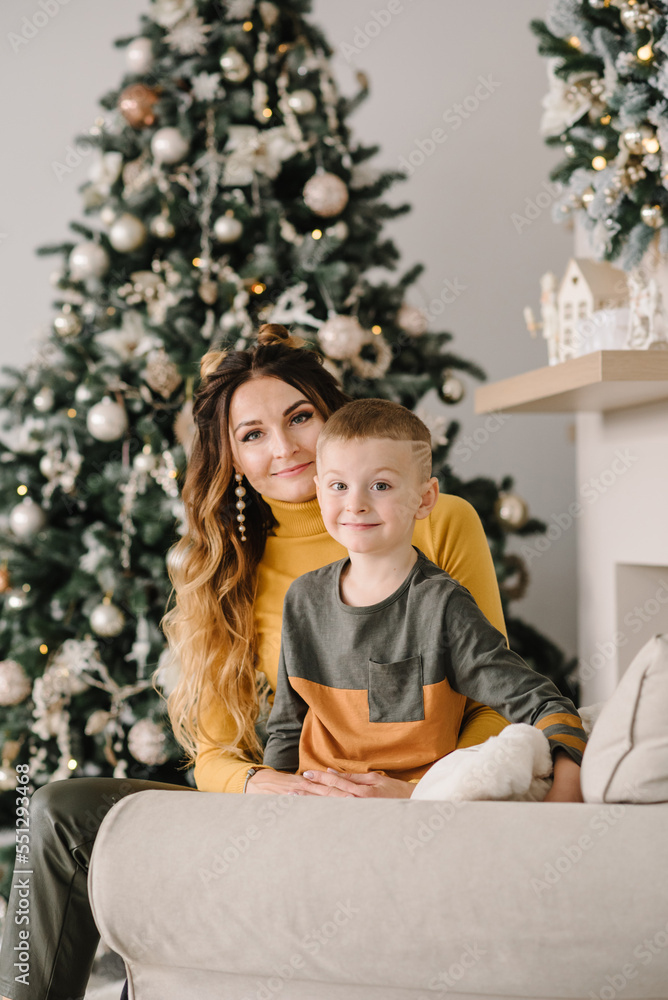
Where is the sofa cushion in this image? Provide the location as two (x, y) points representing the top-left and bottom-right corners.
(581, 634), (668, 803)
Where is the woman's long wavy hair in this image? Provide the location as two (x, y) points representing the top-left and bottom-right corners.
(160, 324), (351, 766)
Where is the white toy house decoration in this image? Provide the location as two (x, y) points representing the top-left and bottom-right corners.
(558, 258), (628, 360)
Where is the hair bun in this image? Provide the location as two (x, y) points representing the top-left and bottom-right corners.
(199, 349), (228, 379)
(256, 323), (305, 349)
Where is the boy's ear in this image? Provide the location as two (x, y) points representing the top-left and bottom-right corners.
(415, 477), (440, 520)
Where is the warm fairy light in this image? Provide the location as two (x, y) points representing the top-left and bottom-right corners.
(22, 584), (31, 593)
(193, 257), (202, 267)
(372, 325), (382, 335)
(68, 759), (78, 770)
(311, 229), (322, 239)
(243, 20), (253, 31)
(67, 408), (77, 418)
(637, 43), (653, 61)
(251, 282), (266, 294)
(644, 136), (660, 153)
(568, 36), (581, 49)
(262, 108), (272, 118)
(107, 307), (116, 315)
(600, 114), (611, 125)
(39, 644), (48, 654)
(592, 156), (607, 170)
(17, 485), (27, 495)
(278, 43), (288, 52)
(169, 469), (178, 479)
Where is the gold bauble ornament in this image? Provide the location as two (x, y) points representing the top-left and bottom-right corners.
(494, 492), (529, 531)
(640, 204), (664, 229)
(118, 83), (159, 128)
(440, 372), (465, 404)
(143, 349), (183, 399)
(303, 172), (349, 217)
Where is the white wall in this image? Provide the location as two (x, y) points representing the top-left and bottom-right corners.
(0, 0), (578, 658)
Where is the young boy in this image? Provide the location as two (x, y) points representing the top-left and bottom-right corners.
(263, 399), (586, 801)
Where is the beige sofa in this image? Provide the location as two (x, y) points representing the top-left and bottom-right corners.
(89, 636), (668, 1000)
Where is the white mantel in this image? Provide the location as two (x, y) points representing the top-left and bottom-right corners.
(576, 401), (668, 702)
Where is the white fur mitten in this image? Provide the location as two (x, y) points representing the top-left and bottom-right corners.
(410, 724), (554, 802)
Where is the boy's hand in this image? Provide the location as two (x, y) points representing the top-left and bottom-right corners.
(544, 749), (584, 802)
(300, 768), (413, 798)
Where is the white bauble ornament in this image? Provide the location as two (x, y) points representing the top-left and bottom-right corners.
(495, 492), (529, 531)
(54, 311), (83, 338)
(440, 373), (465, 404)
(0, 765), (18, 791)
(317, 315), (366, 360)
(69, 242), (110, 281)
(287, 89), (317, 115)
(220, 48), (250, 82)
(213, 214), (243, 242)
(327, 221), (348, 240)
(128, 718), (169, 766)
(85, 709), (112, 736)
(640, 204), (664, 229)
(303, 172), (349, 217)
(5, 590), (28, 611)
(109, 213), (147, 252)
(0, 660), (31, 706)
(150, 127), (190, 165)
(75, 384), (93, 403)
(126, 37), (154, 74)
(90, 601), (125, 637)
(99, 206), (117, 227)
(397, 304), (428, 338)
(149, 214), (176, 238)
(39, 453), (57, 478)
(10, 498), (46, 539)
(86, 396), (129, 442)
(34, 386), (55, 413)
(133, 448), (158, 473)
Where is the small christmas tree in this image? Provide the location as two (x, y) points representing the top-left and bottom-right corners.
(531, 0), (668, 269)
(0, 0), (577, 854)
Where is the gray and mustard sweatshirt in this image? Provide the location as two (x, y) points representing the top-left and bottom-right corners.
(264, 547), (587, 781)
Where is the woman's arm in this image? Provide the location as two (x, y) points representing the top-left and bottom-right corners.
(429, 494), (510, 746)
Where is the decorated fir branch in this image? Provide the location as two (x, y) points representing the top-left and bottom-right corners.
(0, 0), (576, 808)
(531, 0), (668, 269)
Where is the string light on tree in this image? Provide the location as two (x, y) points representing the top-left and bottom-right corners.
(640, 204), (664, 228)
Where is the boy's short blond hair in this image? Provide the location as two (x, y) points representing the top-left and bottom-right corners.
(316, 398), (433, 483)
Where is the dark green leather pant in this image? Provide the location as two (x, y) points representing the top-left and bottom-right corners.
(0, 776), (196, 1000)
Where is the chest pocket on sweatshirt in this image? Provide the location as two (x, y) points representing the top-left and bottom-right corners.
(368, 655), (424, 723)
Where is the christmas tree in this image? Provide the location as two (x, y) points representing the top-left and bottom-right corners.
(0, 0), (578, 869)
(531, 0), (668, 269)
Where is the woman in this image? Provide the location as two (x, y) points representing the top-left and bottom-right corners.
(0, 325), (508, 1000)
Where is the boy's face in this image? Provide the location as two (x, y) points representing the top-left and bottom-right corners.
(314, 437), (438, 555)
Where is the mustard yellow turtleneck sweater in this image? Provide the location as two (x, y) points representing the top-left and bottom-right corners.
(194, 492), (509, 794)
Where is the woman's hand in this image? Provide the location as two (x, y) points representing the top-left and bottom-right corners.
(245, 767), (351, 796)
(299, 768), (414, 799)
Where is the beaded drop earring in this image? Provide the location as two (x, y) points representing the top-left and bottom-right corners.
(234, 472), (247, 542)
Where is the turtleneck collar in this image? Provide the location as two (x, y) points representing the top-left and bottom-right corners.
(261, 493), (328, 538)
